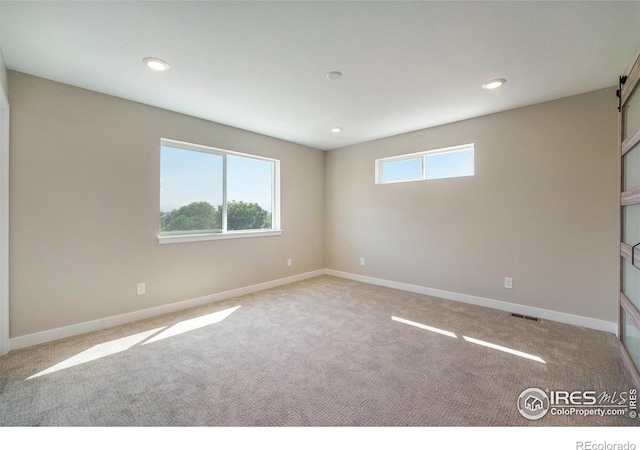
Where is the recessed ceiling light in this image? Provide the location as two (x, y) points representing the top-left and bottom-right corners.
(143, 57), (170, 72)
(482, 78), (506, 90)
(327, 71), (343, 80)
(331, 127), (342, 133)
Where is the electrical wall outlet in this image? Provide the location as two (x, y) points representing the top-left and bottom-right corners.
(504, 277), (513, 289)
(287, 258), (292, 267)
(137, 283), (146, 295)
(360, 258), (365, 266)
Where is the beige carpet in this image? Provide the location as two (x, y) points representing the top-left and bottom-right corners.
(0, 275), (636, 426)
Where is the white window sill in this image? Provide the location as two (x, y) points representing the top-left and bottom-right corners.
(158, 230), (282, 245)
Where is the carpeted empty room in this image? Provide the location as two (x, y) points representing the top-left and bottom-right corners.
(3, 2), (640, 437)
(0, 276), (634, 426)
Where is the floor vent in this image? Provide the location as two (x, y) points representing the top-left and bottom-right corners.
(510, 313), (540, 322)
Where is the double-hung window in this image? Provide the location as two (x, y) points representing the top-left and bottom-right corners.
(159, 139), (280, 244)
(375, 144), (474, 184)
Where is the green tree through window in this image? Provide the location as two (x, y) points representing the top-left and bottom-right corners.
(161, 201), (270, 232)
(226, 200), (271, 230)
(161, 201), (221, 232)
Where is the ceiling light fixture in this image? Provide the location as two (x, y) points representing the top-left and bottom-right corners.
(326, 71), (343, 80)
(143, 57), (170, 72)
(331, 127), (342, 133)
(482, 78), (506, 90)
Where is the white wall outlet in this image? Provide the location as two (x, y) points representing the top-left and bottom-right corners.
(504, 277), (513, 289)
(287, 258), (292, 267)
(360, 257), (365, 266)
(137, 283), (146, 295)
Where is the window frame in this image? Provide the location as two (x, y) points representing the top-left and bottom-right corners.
(158, 138), (281, 244)
(375, 143), (474, 185)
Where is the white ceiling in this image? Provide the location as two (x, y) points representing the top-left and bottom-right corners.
(0, 1), (639, 151)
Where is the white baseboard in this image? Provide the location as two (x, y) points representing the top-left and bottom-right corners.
(9, 267), (617, 351)
(325, 269), (617, 334)
(9, 269), (325, 351)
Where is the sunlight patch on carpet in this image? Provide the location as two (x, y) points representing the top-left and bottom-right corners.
(26, 305), (242, 380)
(391, 316), (458, 338)
(27, 327), (166, 379)
(142, 305), (241, 345)
(391, 315), (545, 363)
(463, 335), (546, 364)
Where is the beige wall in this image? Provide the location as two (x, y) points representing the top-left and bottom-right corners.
(8, 71), (325, 337)
(326, 88), (619, 322)
(7, 70), (621, 336)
